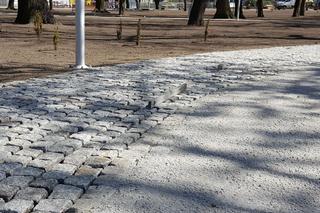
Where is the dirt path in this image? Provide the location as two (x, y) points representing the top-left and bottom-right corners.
(0, 9), (319, 82)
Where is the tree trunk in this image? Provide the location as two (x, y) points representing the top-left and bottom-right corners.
(256, 0), (264, 17)
(234, 0), (245, 18)
(188, 0), (209, 25)
(155, 0), (160, 9)
(119, 0), (125, 15)
(7, 0), (15, 10)
(300, 0), (306, 16)
(15, 0), (54, 24)
(96, 0), (105, 11)
(184, 0), (187, 11)
(135, 0), (140, 9)
(214, 0), (233, 19)
(292, 0), (302, 17)
(126, 0), (130, 8)
(49, 0), (53, 10)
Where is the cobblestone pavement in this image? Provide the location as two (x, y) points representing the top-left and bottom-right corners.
(0, 45), (319, 212)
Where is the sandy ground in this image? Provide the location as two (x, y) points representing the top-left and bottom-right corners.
(0, 8), (319, 82)
(68, 46), (320, 212)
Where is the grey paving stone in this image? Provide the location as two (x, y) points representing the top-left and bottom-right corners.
(0, 175), (34, 189)
(47, 144), (74, 155)
(0, 162), (22, 175)
(6, 139), (32, 149)
(0, 183), (19, 201)
(42, 164), (77, 182)
(0, 171), (6, 181)
(29, 178), (58, 192)
(12, 166), (45, 177)
(0, 199), (34, 213)
(28, 159), (55, 171)
(34, 199), (73, 213)
(84, 156), (112, 168)
(79, 185), (117, 199)
(29, 141), (56, 152)
(64, 175), (95, 190)
(38, 152), (64, 163)
(0, 145), (20, 154)
(69, 132), (92, 143)
(74, 166), (101, 177)
(16, 148), (43, 158)
(14, 187), (48, 202)
(63, 154), (87, 167)
(49, 184), (83, 202)
(0, 198), (4, 205)
(5, 155), (33, 166)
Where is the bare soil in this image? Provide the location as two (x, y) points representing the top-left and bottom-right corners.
(0, 8), (319, 83)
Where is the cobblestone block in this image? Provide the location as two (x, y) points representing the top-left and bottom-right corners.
(0, 199), (34, 213)
(0, 183), (19, 201)
(63, 154), (87, 167)
(0, 162), (22, 175)
(12, 166), (45, 177)
(0, 171), (6, 181)
(16, 148), (43, 158)
(1, 175), (34, 189)
(28, 159), (55, 171)
(74, 166), (101, 177)
(91, 135), (112, 143)
(34, 199), (73, 213)
(49, 184), (83, 202)
(107, 125), (127, 133)
(38, 152), (65, 163)
(64, 175), (95, 190)
(47, 144), (74, 155)
(29, 141), (56, 152)
(42, 163), (77, 182)
(15, 133), (43, 142)
(80, 185), (117, 199)
(63, 139), (83, 149)
(6, 139), (32, 149)
(70, 132), (92, 143)
(5, 155), (33, 166)
(0, 145), (20, 154)
(15, 187), (48, 202)
(0, 198), (4, 205)
(84, 156), (112, 168)
(30, 178), (58, 192)
(94, 150), (119, 159)
(0, 151), (11, 163)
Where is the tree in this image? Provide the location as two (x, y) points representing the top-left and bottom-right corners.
(184, 0), (187, 11)
(49, 0), (53, 10)
(234, 0), (245, 19)
(96, 0), (105, 12)
(7, 0), (15, 10)
(292, 0), (302, 17)
(15, 0), (54, 24)
(214, 0), (233, 19)
(188, 0), (209, 26)
(155, 0), (160, 9)
(300, 0), (306, 16)
(119, 0), (125, 15)
(135, 0), (140, 10)
(256, 0), (264, 17)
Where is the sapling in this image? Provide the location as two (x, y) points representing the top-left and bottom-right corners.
(204, 18), (210, 42)
(53, 25), (59, 50)
(117, 19), (123, 40)
(34, 10), (43, 40)
(136, 19), (142, 46)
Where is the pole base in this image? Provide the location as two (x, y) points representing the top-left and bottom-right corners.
(73, 64), (91, 70)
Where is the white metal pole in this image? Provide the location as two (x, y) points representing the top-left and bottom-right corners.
(76, 0), (87, 68)
(237, 0), (240, 21)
